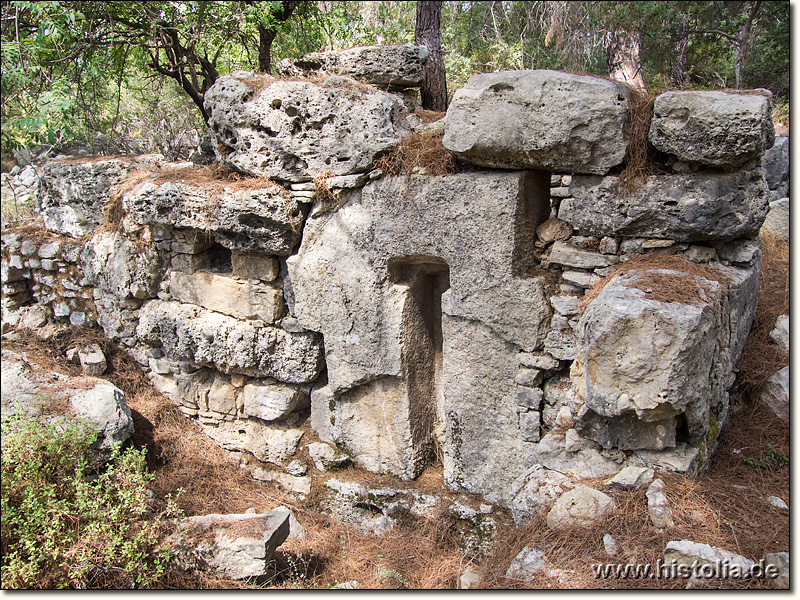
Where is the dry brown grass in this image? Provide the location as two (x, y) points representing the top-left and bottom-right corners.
(312, 170), (339, 204)
(55, 155), (148, 164)
(414, 110), (446, 124)
(0, 219), (80, 250)
(579, 252), (730, 315)
(733, 231), (790, 394)
(617, 92), (658, 193)
(375, 132), (460, 176)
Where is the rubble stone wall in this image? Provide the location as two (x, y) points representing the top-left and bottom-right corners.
(0, 46), (779, 513)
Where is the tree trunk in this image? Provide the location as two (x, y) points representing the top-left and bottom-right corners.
(250, 0), (302, 74)
(734, 0), (762, 89)
(415, 0), (448, 111)
(258, 25), (277, 73)
(606, 30), (646, 92)
(672, 14), (690, 88)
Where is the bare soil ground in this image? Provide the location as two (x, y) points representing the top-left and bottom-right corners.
(1, 233), (788, 589)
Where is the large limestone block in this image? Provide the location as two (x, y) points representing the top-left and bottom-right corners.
(123, 178), (304, 255)
(170, 270), (284, 323)
(287, 172), (551, 493)
(136, 300), (323, 383)
(311, 377), (425, 479)
(559, 168), (768, 242)
(441, 314), (530, 505)
(276, 44), (428, 88)
(443, 70), (631, 175)
(39, 154), (164, 237)
(573, 260), (759, 451)
(288, 172), (550, 393)
(649, 91), (774, 167)
(202, 418), (304, 465)
(169, 509), (290, 579)
(204, 71), (410, 182)
(80, 231), (163, 300)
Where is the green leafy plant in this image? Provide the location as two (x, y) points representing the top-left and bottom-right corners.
(375, 553), (412, 589)
(742, 444), (788, 468)
(1, 412), (182, 589)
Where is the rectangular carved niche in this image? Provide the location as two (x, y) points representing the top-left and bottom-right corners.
(389, 256), (450, 477)
(513, 169), (551, 276)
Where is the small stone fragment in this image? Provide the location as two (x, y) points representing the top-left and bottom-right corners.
(605, 466), (655, 490)
(603, 534), (618, 557)
(646, 479), (674, 528)
(78, 343), (108, 377)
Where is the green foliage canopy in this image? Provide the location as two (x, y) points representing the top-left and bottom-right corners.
(0, 1), (789, 156)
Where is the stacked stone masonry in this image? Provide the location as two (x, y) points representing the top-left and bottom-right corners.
(1, 49), (778, 515)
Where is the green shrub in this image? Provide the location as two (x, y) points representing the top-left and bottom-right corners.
(1, 413), (181, 589)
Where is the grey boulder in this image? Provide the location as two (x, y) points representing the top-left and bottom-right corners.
(559, 168), (768, 242)
(649, 91), (774, 167)
(168, 509), (291, 579)
(546, 485), (617, 531)
(204, 71), (410, 182)
(443, 70), (631, 175)
(276, 44), (428, 88)
(760, 366), (789, 422)
(39, 154), (164, 237)
(123, 178), (304, 255)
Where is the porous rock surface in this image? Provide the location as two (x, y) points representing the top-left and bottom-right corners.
(443, 70), (631, 175)
(558, 168), (768, 242)
(572, 260), (759, 452)
(168, 508), (291, 579)
(123, 176), (304, 255)
(136, 300), (324, 383)
(288, 171), (551, 495)
(276, 44), (429, 88)
(649, 90), (774, 167)
(0, 60), (778, 524)
(204, 71), (410, 182)
(39, 154), (164, 237)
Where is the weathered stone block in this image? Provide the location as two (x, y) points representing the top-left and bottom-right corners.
(136, 300), (324, 383)
(123, 179), (304, 255)
(572, 259), (759, 451)
(443, 70), (631, 175)
(39, 154), (164, 237)
(170, 270), (284, 323)
(201, 418), (304, 465)
(547, 242), (618, 269)
(559, 168), (768, 242)
(204, 72), (411, 182)
(232, 252), (279, 282)
(243, 380), (306, 422)
(276, 44), (428, 87)
(168, 509), (290, 579)
(649, 90), (774, 167)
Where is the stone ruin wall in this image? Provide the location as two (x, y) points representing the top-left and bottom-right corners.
(0, 44), (778, 515)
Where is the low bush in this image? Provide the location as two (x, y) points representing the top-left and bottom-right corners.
(1, 413), (181, 589)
